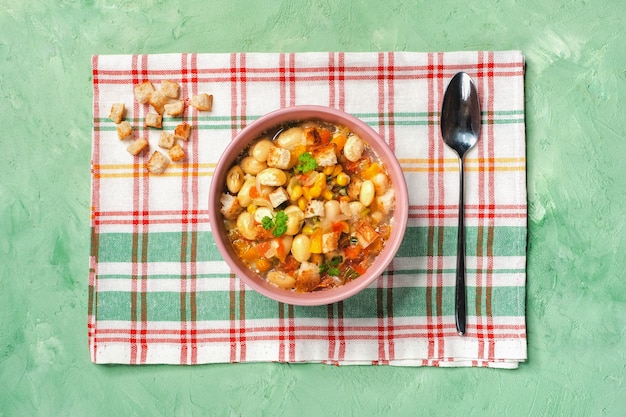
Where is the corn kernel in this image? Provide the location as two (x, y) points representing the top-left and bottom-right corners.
(247, 204), (257, 214)
(289, 184), (303, 201)
(323, 165), (335, 176)
(302, 187), (312, 200)
(297, 196), (308, 211)
(322, 189), (334, 200)
(332, 165), (343, 177)
(310, 234), (322, 254)
(336, 172), (351, 187)
(314, 172), (326, 188)
(302, 224), (316, 235)
(309, 184), (323, 198)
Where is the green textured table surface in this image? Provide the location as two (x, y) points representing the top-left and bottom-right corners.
(1, 1), (624, 415)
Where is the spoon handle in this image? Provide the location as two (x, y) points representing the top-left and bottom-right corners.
(456, 158), (467, 336)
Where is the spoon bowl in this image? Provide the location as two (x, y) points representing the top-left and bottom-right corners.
(441, 73), (481, 157)
(440, 72), (481, 335)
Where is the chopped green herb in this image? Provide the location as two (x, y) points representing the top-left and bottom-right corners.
(343, 267), (360, 281)
(295, 152), (318, 174)
(262, 210), (289, 237)
(261, 216), (274, 230)
(329, 255), (343, 265)
(273, 211), (288, 236)
(319, 256), (343, 276)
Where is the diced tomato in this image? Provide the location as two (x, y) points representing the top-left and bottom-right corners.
(275, 238), (287, 261)
(256, 241), (271, 257)
(343, 245), (361, 260)
(354, 264), (367, 275)
(318, 128), (331, 144)
(332, 221), (350, 234)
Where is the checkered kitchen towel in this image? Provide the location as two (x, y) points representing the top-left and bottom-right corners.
(89, 51), (527, 367)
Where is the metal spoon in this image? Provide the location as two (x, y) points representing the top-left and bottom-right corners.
(440, 72), (481, 336)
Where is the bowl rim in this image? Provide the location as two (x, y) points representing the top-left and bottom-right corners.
(208, 105), (408, 306)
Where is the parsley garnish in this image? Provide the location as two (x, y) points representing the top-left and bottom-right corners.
(295, 152), (318, 174)
(261, 216), (274, 230)
(262, 210), (288, 237)
(319, 256), (343, 276)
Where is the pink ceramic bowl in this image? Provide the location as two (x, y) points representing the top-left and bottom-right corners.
(208, 105), (408, 306)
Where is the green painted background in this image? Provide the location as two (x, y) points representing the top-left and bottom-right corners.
(1, 1), (625, 415)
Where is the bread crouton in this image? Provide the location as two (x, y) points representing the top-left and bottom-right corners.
(134, 81), (154, 104)
(158, 132), (175, 149)
(267, 146), (291, 169)
(168, 144), (186, 162)
(147, 151), (169, 175)
(116, 121), (133, 140)
(304, 127), (327, 147)
(296, 262), (321, 292)
(145, 113), (162, 128)
(109, 103), (125, 124)
(322, 232), (341, 253)
(148, 90), (168, 114)
(304, 199), (325, 218)
(160, 80), (180, 98)
(164, 100), (185, 117)
(311, 143), (337, 167)
(127, 138), (149, 156)
(220, 193), (243, 220)
(347, 178), (363, 200)
(175, 122), (192, 141)
(355, 219), (379, 248)
(268, 187), (289, 208)
(190, 93), (213, 111)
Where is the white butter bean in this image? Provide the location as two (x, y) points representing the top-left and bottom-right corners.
(250, 138), (275, 162)
(256, 168), (287, 186)
(291, 234), (312, 263)
(279, 235), (293, 256)
(240, 156), (267, 175)
(275, 127), (305, 150)
(237, 176), (256, 207)
(254, 207), (274, 224)
(324, 200), (341, 222)
(226, 165), (245, 194)
(267, 271), (296, 289)
(343, 134), (365, 162)
(359, 180), (375, 207)
(283, 205), (305, 235)
(236, 211), (257, 240)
